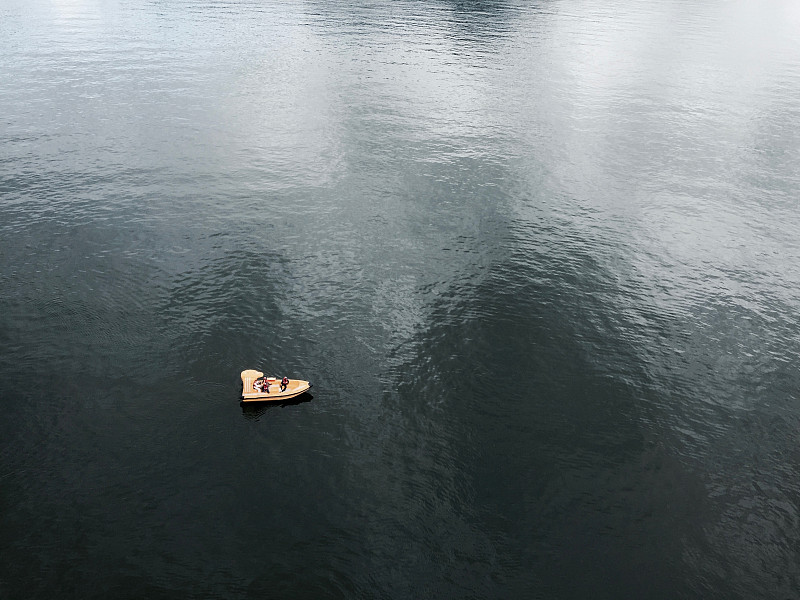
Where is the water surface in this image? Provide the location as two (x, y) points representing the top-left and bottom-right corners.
(2, 0), (800, 597)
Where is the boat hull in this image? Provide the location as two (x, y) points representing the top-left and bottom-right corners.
(240, 369), (312, 402)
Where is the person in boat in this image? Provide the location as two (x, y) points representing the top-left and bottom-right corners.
(280, 376), (289, 392)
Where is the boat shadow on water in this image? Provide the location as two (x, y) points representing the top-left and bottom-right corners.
(239, 393), (314, 420)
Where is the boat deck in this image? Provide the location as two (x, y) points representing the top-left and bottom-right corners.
(240, 369), (312, 402)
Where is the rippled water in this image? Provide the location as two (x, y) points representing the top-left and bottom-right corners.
(2, 0), (800, 597)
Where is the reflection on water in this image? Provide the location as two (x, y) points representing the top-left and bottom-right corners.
(240, 394), (315, 421)
(2, 0), (800, 597)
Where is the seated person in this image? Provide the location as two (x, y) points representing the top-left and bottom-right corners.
(280, 376), (289, 392)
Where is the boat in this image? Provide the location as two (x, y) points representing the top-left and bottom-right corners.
(240, 369), (312, 402)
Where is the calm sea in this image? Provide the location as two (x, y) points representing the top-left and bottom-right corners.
(2, 0), (800, 597)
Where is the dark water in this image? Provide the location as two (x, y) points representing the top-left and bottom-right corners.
(2, 0), (800, 597)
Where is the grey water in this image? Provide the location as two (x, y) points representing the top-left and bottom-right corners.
(2, 0), (800, 597)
